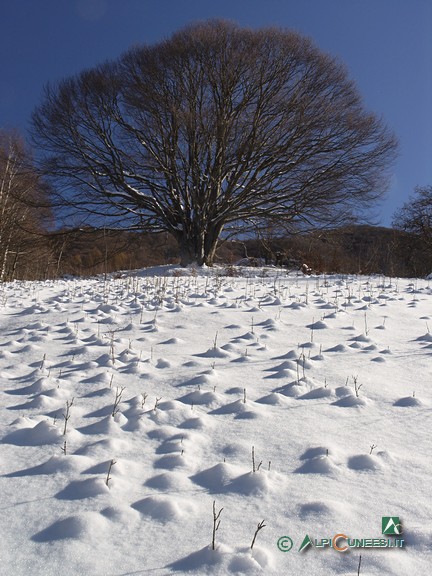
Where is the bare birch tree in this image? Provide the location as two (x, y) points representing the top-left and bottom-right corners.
(0, 131), (52, 281)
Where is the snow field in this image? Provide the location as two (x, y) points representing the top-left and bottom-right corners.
(0, 268), (431, 575)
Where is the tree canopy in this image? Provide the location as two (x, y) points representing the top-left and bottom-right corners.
(393, 185), (432, 247)
(32, 20), (397, 265)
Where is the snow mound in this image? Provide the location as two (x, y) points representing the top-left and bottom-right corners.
(1, 420), (62, 445)
(131, 495), (195, 523)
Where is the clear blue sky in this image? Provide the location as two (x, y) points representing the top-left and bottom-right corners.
(1, 0), (431, 226)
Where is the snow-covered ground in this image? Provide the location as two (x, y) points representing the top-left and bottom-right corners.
(0, 266), (431, 575)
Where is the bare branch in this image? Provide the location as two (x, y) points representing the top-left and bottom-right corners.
(32, 21), (397, 266)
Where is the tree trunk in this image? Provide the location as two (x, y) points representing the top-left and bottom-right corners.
(178, 237), (199, 267)
(175, 226), (221, 267)
(0, 246), (9, 282)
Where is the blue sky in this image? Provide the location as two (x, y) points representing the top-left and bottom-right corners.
(1, 0), (431, 226)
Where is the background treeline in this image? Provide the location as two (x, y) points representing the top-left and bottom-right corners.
(3, 224), (430, 282)
(240, 226), (431, 278)
(1, 130), (430, 282)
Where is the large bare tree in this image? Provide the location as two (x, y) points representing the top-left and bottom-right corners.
(32, 20), (397, 266)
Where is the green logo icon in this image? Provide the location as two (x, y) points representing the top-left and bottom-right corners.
(382, 517), (402, 535)
(299, 534), (314, 552)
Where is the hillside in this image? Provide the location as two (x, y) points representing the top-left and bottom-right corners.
(0, 267), (430, 574)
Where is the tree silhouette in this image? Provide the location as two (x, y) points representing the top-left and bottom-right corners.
(32, 20), (397, 265)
